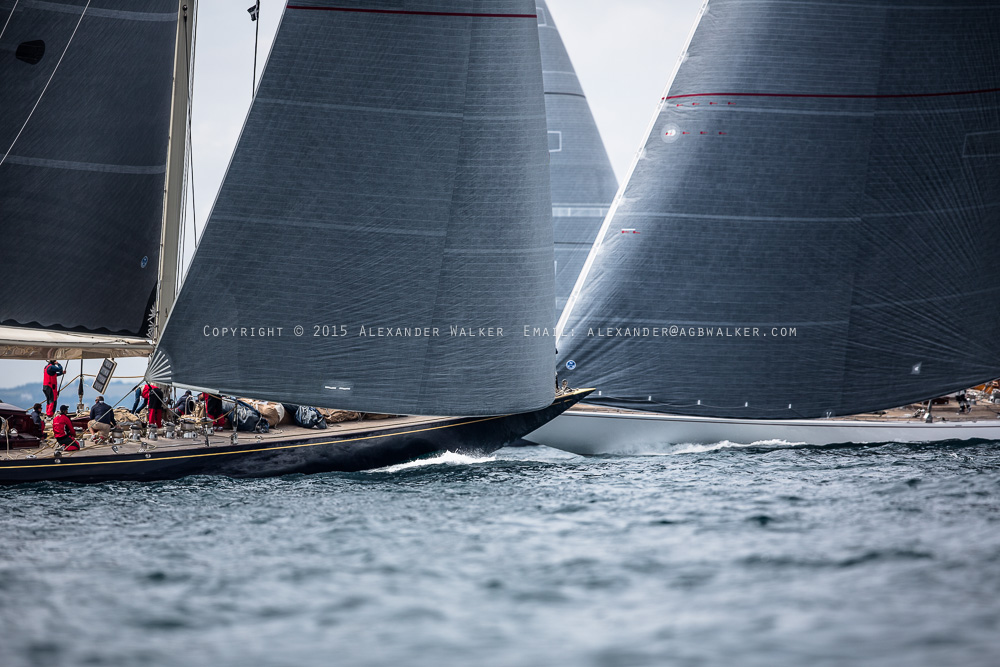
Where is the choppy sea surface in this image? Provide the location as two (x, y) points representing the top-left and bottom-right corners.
(3, 440), (1000, 667)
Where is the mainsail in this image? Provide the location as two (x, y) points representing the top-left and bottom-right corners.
(0, 0), (183, 351)
(557, 0), (1000, 419)
(536, 0), (617, 314)
(151, 0), (555, 416)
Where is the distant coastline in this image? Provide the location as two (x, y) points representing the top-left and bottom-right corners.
(0, 380), (139, 411)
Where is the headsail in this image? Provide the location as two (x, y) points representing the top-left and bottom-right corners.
(152, 0), (555, 416)
(536, 0), (617, 314)
(557, 0), (1000, 419)
(0, 0), (182, 342)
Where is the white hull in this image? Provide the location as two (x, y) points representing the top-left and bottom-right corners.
(524, 409), (1000, 455)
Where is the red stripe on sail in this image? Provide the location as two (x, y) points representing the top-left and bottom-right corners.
(666, 88), (1000, 101)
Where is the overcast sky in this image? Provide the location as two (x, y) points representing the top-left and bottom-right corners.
(0, 0), (701, 392)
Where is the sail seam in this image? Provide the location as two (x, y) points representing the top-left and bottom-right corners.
(666, 88), (1000, 100)
(256, 97), (463, 119)
(214, 216), (449, 238)
(699, 104), (1000, 117)
(285, 6), (536, 18)
(706, 0), (1000, 10)
(3, 155), (166, 174)
(23, 1), (175, 22)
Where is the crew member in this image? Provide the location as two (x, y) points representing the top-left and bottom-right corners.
(956, 390), (970, 414)
(42, 360), (65, 417)
(87, 395), (117, 444)
(147, 384), (165, 428)
(172, 390), (194, 417)
(52, 405), (80, 451)
(131, 385), (147, 414)
(202, 392), (226, 429)
(27, 403), (44, 430)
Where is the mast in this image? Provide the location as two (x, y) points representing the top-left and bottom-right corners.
(155, 0), (194, 340)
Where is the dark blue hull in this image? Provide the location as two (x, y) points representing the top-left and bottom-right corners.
(0, 390), (589, 484)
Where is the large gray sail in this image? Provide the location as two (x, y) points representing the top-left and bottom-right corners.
(537, 0), (617, 314)
(557, 0), (1000, 419)
(0, 0), (179, 337)
(151, 0), (555, 416)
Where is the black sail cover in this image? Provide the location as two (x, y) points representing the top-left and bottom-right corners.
(151, 0), (555, 416)
(536, 0), (617, 314)
(0, 0), (178, 336)
(557, 0), (1000, 419)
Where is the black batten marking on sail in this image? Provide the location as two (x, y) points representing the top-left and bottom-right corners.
(15, 41), (45, 65)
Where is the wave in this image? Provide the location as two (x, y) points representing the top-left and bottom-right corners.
(670, 439), (808, 454)
(596, 439), (810, 456)
(371, 450), (497, 473)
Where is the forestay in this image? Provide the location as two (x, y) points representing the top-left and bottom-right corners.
(557, 0), (1000, 419)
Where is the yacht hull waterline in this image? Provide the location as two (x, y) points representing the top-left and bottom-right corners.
(524, 406), (1000, 456)
(0, 390), (591, 484)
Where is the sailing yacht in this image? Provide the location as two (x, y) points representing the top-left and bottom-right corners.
(526, 0), (1000, 454)
(0, 0), (589, 483)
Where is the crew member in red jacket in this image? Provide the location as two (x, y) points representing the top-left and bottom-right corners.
(42, 360), (65, 418)
(52, 405), (80, 451)
(147, 385), (165, 428)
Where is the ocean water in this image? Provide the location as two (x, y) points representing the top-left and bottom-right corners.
(2, 441), (1000, 667)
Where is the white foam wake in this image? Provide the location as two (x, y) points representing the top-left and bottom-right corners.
(372, 450), (497, 473)
(611, 439), (808, 456)
(669, 439), (806, 455)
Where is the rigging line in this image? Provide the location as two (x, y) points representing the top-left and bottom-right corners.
(0, 0), (91, 168)
(252, 0), (259, 97)
(0, 0), (20, 44)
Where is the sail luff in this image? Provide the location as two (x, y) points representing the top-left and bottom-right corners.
(555, 0), (708, 340)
